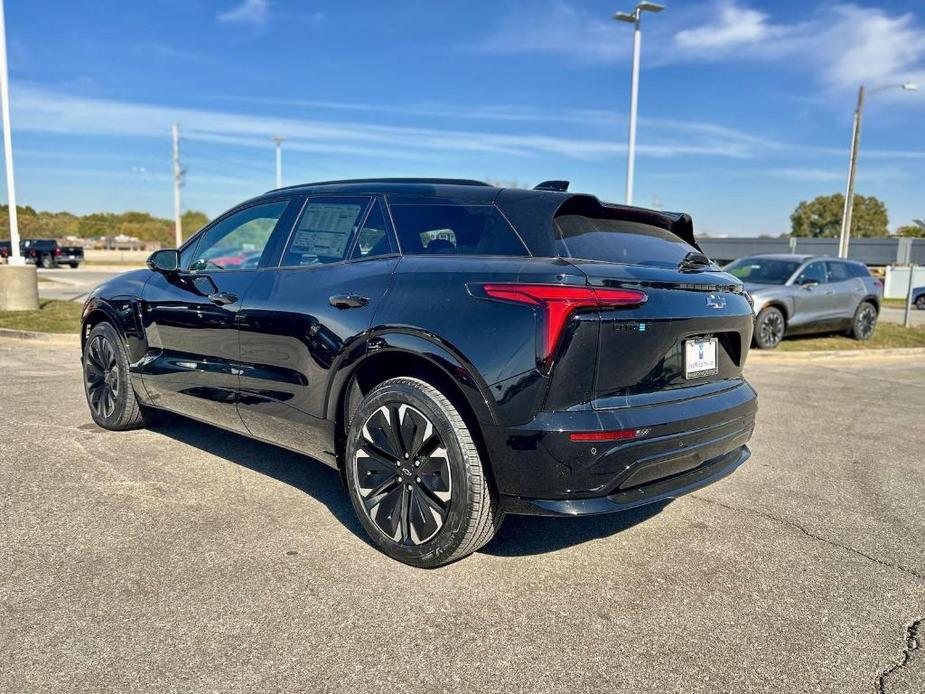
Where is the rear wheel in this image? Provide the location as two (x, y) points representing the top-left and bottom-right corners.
(753, 306), (785, 349)
(344, 377), (502, 568)
(40, 254), (53, 269)
(69, 262), (78, 268)
(850, 301), (878, 340)
(916, 295), (925, 310)
(83, 322), (150, 430)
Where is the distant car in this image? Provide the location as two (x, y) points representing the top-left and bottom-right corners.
(913, 287), (925, 310)
(724, 254), (883, 349)
(20, 238), (84, 268)
(0, 240), (9, 262)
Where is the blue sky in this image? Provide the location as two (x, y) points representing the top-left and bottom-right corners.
(4, 0), (925, 236)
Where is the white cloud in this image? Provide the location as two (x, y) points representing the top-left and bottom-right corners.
(9, 84), (777, 162)
(476, 2), (925, 94)
(675, 2), (777, 50)
(218, 0), (270, 25)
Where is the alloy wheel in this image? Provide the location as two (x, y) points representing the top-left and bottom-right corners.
(857, 304), (877, 339)
(354, 403), (452, 546)
(85, 335), (119, 419)
(760, 311), (784, 348)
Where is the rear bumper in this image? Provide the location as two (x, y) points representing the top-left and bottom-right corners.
(483, 378), (756, 511)
(500, 445), (748, 516)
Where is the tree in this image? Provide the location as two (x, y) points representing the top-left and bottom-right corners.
(895, 224), (924, 238)
(790, 193), (889, 238)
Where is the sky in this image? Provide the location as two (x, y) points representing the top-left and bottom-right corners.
(4, 0), (925, 236)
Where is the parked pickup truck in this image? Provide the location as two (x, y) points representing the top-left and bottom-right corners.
(21, 239), (84, 268)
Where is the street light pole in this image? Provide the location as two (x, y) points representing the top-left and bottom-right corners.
(614, 2), (664, 207)
(0, 0), (22, 266)
(837, 82), (918, 258)
(272, 136), (285, 189)
(172, 123), (183, 248)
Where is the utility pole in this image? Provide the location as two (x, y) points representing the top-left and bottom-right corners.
(838, 86), (864, 259)
(272, 136), (285, 189)
(837, 82), (918, 258)
(172, 123), (183, 248)
(0, 0), (22, 266)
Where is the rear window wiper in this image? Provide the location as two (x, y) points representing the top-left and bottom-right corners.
(678, 251), (713, 273)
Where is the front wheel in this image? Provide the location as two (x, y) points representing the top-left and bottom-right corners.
(753, 306), (785, 349)
(344, 377), (503, 568)
(83, 322), (150, 430)
(850, 301), (878, 340)
(916, 295), (925, 311)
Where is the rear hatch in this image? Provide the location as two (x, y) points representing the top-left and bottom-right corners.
(551, 205), (753, 408)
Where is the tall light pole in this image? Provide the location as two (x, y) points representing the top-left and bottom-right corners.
(272, 136), (285, 189)
(837, 82), (918, 258)
(614, 2), (664, 206)
(0, 0), (22, 266)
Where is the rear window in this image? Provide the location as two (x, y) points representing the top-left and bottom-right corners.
(554, 215), (697, 267)
(389, 204), (528, 256)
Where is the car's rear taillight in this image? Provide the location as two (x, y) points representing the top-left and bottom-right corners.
(54, 247), (61, 255)
(479, 283), (647, 367)
(874, 279), (883, 289)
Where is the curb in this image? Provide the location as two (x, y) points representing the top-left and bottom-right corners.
(748, 347), (925, 361)
(0, 328), (80, 346)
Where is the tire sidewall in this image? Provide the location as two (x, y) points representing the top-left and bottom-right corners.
(754, 307), (784, 349)
(83, 323), (132, 428)
(344, 380), (475, 568)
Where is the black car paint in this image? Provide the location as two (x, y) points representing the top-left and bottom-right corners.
(82, 180), (756, 515)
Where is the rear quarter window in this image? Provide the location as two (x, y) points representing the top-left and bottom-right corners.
(554, 215), (697, 267)
(389, 204), (528, 256)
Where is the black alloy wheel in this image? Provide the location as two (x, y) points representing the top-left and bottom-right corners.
(85, 333), (120, 419)
(754, 306), (785, 349)
(354, 403), (452, 545)
(82, 322), (150, 430)
(344, 377), (502, 568)
(851, 302), (878, 340)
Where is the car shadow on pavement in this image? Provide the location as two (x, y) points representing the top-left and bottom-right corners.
(482, 501), (670, 557)
(149, 412), (671, 558)
(148, 412), (368, 543)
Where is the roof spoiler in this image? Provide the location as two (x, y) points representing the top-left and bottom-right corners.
(533, 180), (570, 192)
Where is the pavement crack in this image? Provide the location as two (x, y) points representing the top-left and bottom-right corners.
(690, 494), (925, 582)
(877, 618), (922, 694)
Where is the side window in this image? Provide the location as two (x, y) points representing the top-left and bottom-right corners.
(796, 262), (827, 285)
(826, 261), (851, 282)
(281, 196), (371, 267)
(389, 204), (528, 256)
(847, 262), (871, 279)
(189, 201), (288, 272)
(349, 200), (394, 260)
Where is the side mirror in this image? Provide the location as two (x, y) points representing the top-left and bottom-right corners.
(147, 249), (180, 273)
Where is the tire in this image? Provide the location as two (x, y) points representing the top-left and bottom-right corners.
(916, 295), (925, 311)
(69, 262), (78, 269)
(344, 377), (503, 568)
(850, 301), (878, 340)
(40, 254), (53, 269)
(83, 322), (150, 430)
(753, 306), (785, 349)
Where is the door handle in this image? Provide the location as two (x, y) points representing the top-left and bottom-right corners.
(329, 294), (369, 309)
(208, 291), (239, 306)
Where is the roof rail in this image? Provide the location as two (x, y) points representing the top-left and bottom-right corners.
(266, 177), (493, 194)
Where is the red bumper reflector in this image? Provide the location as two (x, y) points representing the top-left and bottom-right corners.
(569, 430), (638, 442)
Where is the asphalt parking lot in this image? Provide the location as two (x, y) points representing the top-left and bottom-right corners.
(1, 339), (922, 693)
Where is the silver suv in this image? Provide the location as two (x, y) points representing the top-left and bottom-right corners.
(724, 254), (883, 349)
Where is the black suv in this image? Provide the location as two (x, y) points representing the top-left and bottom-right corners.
(81, 179), (757, 567)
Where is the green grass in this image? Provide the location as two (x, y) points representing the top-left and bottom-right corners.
(0, 299), (82, 333)
(776, 322), (925, 351)
(881, 298), (919, 308)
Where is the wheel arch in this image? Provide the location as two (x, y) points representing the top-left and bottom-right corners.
(330, 334), (497, 475)
(81, 297), (148, 363)
(760, 300), (790, 326)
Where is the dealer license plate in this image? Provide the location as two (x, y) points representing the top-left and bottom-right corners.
(685, 338), (718, 379)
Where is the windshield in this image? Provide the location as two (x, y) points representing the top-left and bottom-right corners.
(724, 257), (801, 285)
